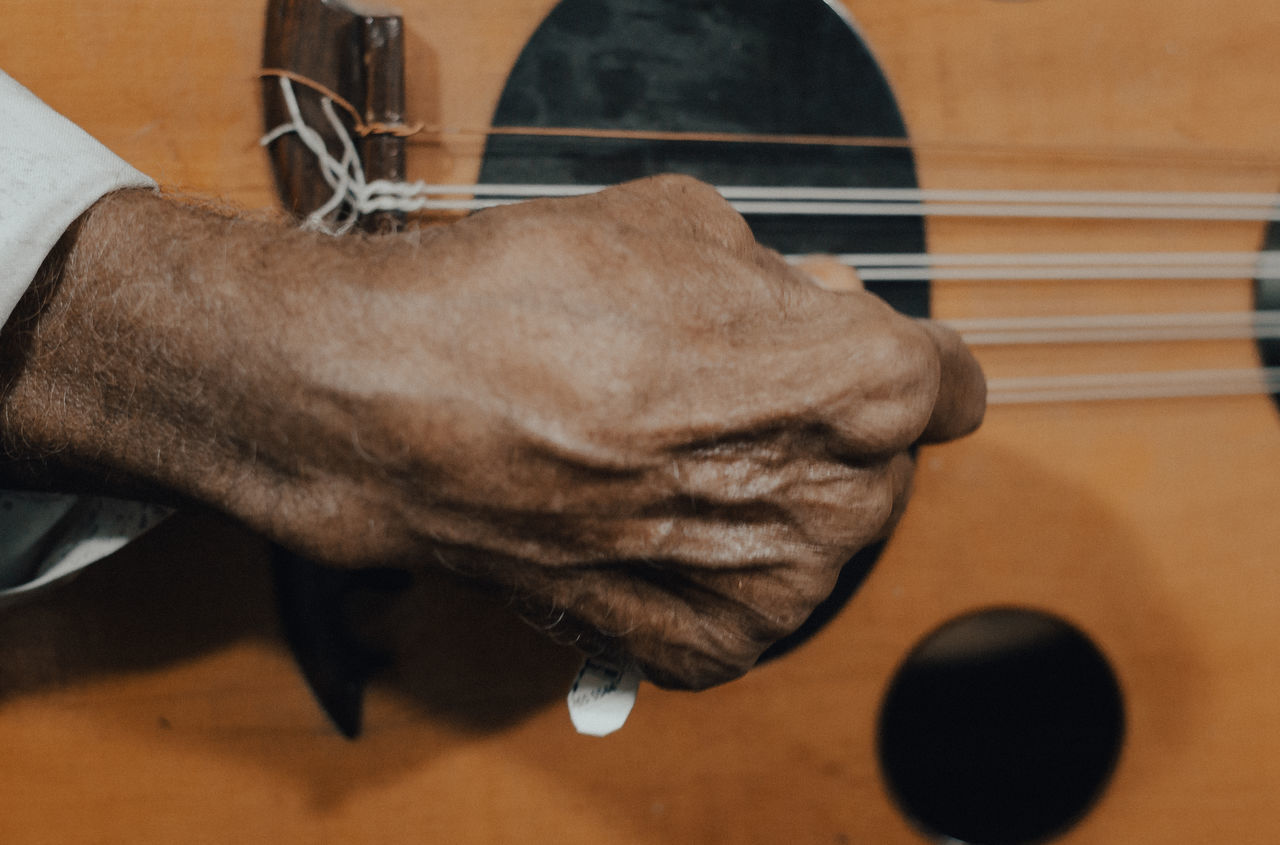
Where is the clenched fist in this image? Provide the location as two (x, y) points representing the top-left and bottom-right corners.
(0, 175), (984, 690)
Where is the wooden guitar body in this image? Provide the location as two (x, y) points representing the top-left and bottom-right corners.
(2, 0), (1279, 841)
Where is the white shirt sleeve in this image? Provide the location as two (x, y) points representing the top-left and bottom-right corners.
(0, 69), (171, 601)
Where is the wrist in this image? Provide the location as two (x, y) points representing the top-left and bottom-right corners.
(0, 191), (387, 531)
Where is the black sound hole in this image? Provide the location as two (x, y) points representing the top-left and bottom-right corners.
(1257, 222), (1280, 413)
(877, 608), (1125, 845)
(481, 0), (927, 658)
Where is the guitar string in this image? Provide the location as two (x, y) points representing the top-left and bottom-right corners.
(986, 367), (1280, 404)
(357, 183), (1280, 222)
(258, 69), (1280, 168)
(262, 77), (1280, 282)
(406, 127), (1280, 169)
(262, 76), (1280, 227)
(439, 183), (1280, 205)
(260, 76), (1280, 405)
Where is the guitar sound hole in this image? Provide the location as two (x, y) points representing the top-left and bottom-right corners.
(877, 607), (1124, 845)
(481, 0), (927, 658)
(1257, 221), (1279, 413)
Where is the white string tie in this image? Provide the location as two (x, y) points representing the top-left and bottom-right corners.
(262, 77), (412, 233)
(259, 78), (1279, 404)
(263, 76), (1280, 227)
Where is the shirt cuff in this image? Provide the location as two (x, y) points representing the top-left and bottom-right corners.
(0, 494), (172, 604)
(0, 68), (156, 325)
(0, 69), (166, 601)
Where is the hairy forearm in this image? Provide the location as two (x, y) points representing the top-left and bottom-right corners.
(0, 190), (430, 540)
(0, 176), (984, 689)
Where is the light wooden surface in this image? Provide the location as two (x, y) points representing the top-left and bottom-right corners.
(2, 0), (1280, 842)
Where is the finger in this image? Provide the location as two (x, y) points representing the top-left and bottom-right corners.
(873, 450), (917, 542)
(915, 319), (987, 443)
(792, 254), (864, 292)
(545, 566), (771, 691)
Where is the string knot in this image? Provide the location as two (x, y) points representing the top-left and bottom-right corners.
(260, 72), (431, 233)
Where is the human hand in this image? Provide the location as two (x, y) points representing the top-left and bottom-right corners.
(297, 174), (984, 688)
(0, 176), (983, 690)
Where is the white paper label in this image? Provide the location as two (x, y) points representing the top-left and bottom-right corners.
(567, 657), (640, 737)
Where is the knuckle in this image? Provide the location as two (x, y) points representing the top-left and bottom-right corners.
(790, 558), (843, 616)
(825, 471), (899, 549)
(840, 322), (940, 452)
(742, 559), (837, 641)
(876, 321), (939, 394)
(643, 643), (755, 691)
(701, 204), (756, 252)
(645, 174), (753, 249)
(765, 600), (814, 640)
(644, 172), (723, 205)
(865, 472), (900, 533)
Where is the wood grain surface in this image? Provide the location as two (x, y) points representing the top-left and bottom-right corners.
(2, 1), (1279, 841)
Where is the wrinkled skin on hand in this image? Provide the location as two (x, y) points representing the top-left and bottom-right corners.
(0, 175), (984, 690)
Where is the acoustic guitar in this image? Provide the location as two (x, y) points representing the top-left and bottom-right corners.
(1, 1), (1278, 842)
